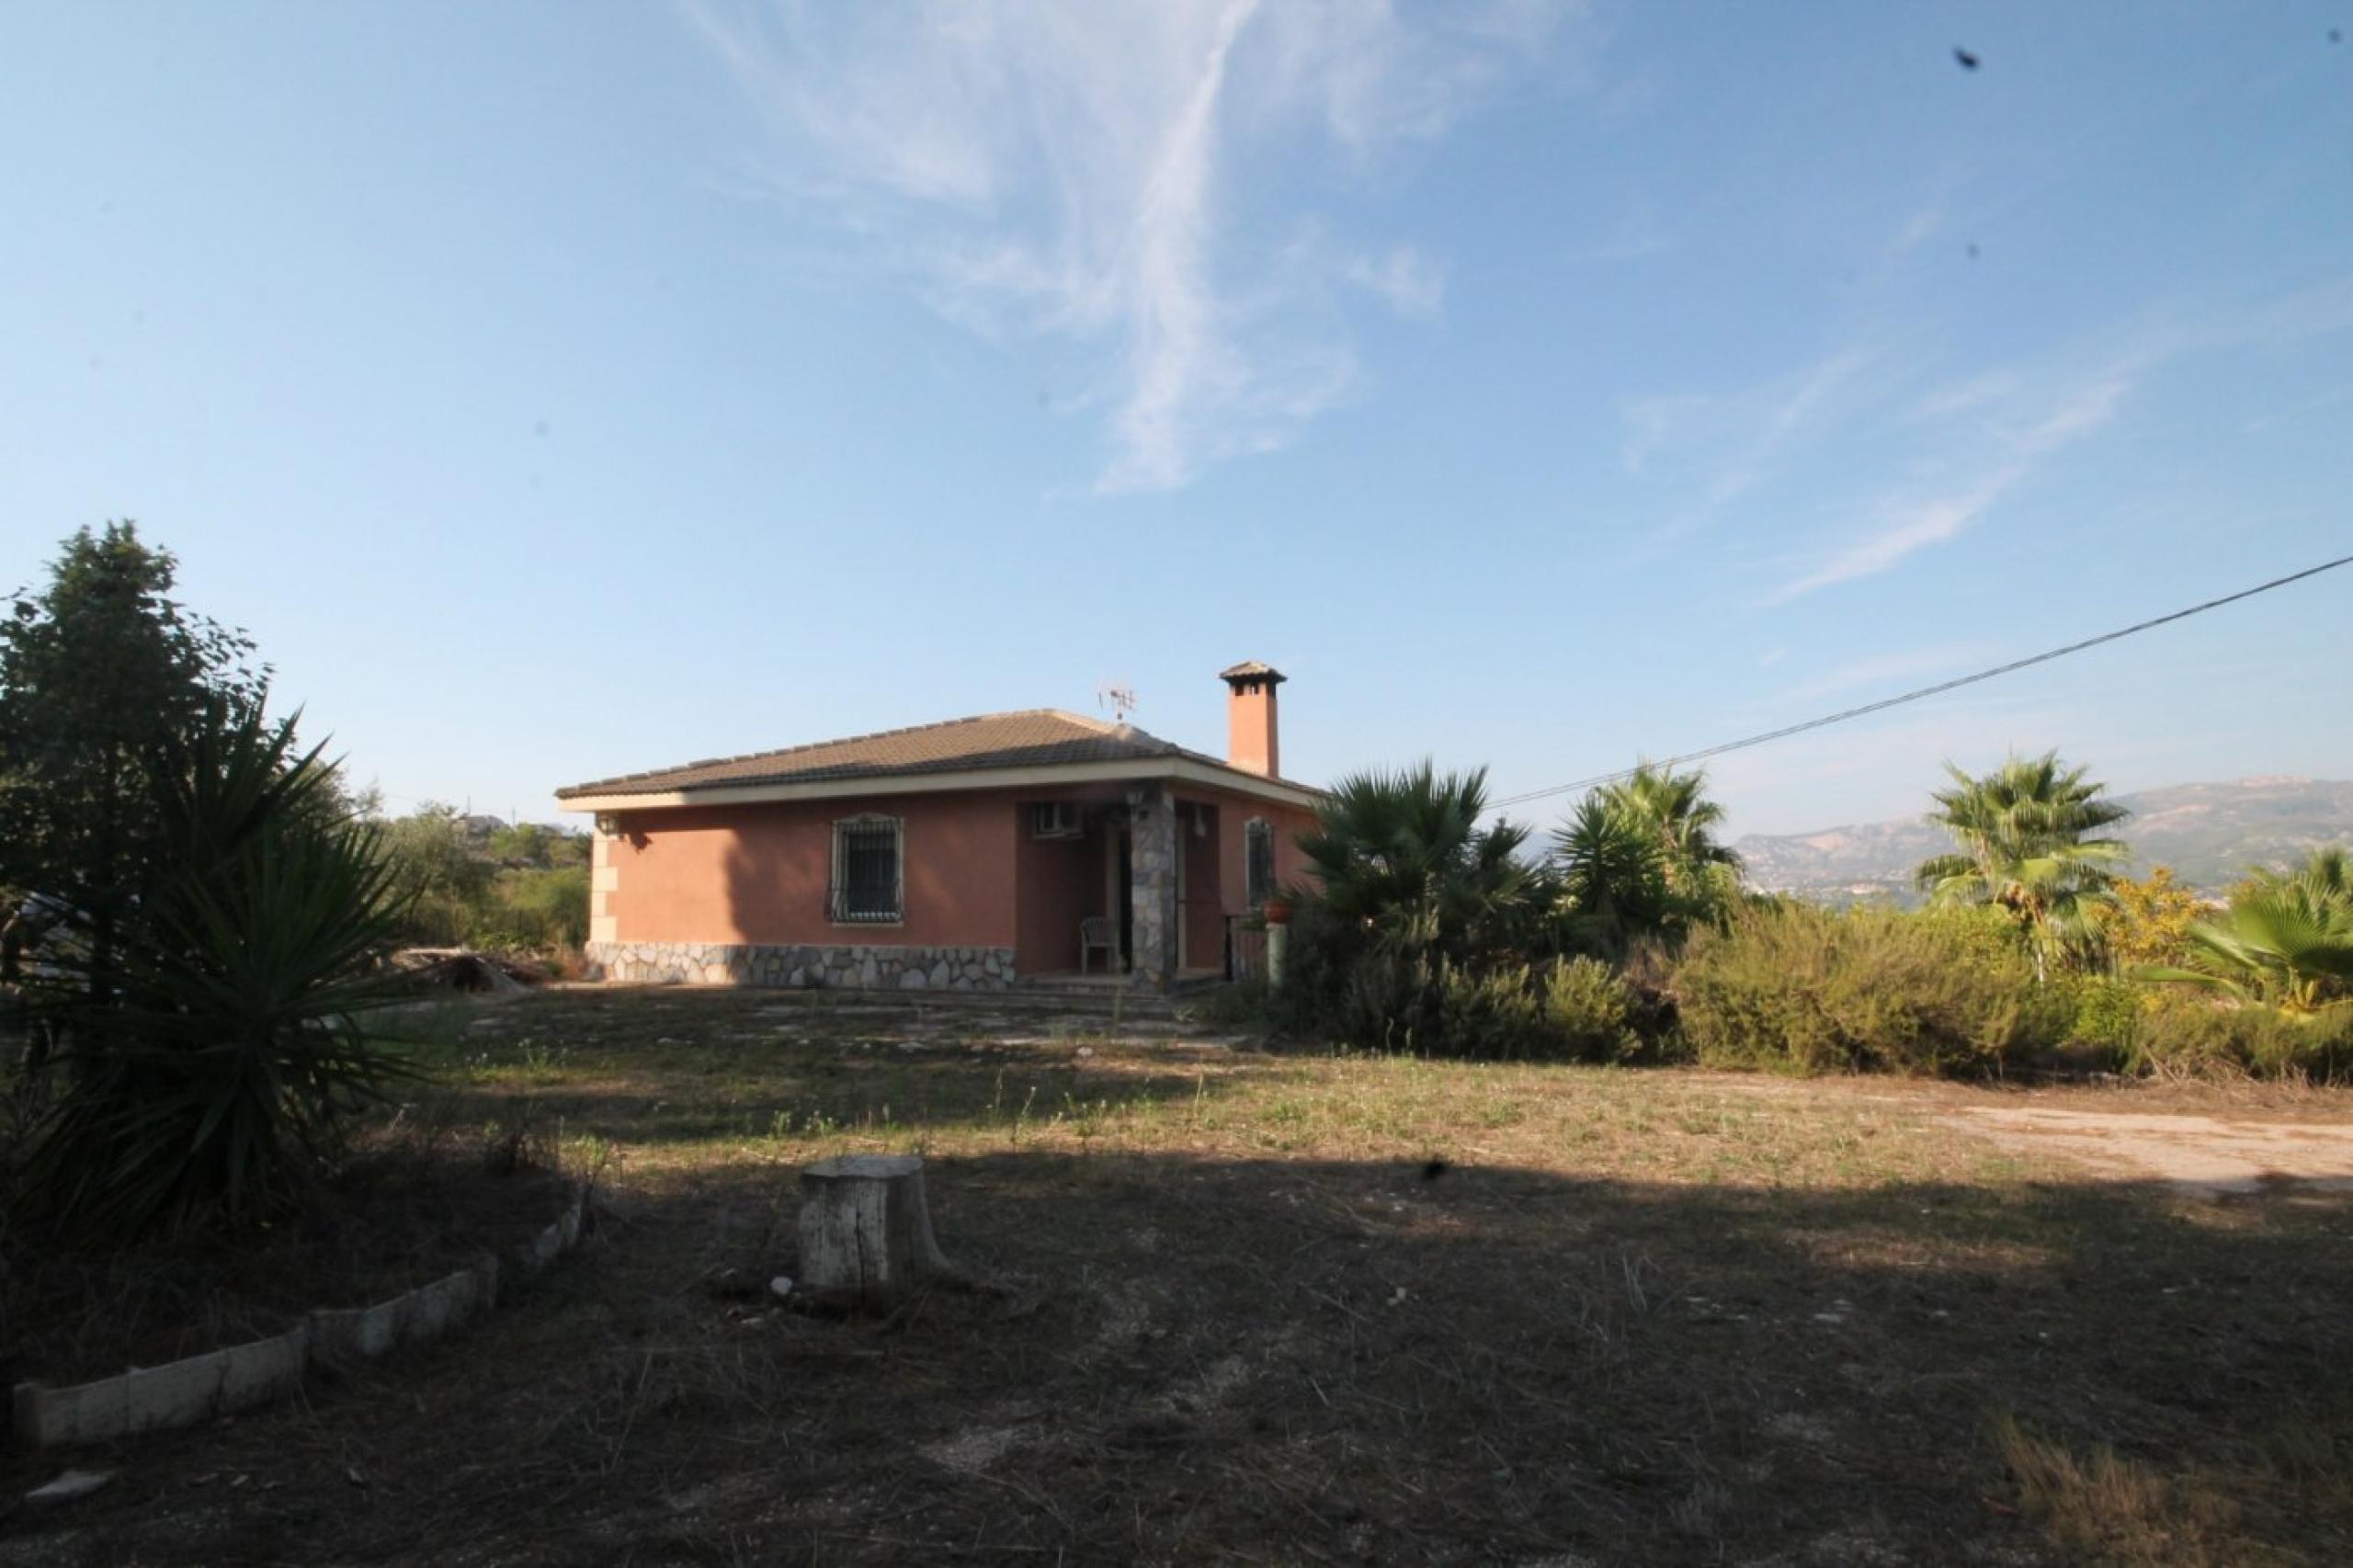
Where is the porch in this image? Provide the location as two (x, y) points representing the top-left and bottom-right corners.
(1011, 780), (1275, 989)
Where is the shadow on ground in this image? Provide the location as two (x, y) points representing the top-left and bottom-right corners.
(6, 1142), (2347, 1566)
(375, 990), (1281, 1151)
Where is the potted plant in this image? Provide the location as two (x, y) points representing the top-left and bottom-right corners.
(1261, 895), (1294, 926)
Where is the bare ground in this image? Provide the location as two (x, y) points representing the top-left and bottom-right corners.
(4, 989), (2348, 1566)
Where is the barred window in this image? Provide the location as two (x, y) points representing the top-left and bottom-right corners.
(829, 815), (903, 923)
(1245, 818), (1276, 909)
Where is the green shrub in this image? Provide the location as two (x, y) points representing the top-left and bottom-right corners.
(2066, 975), (2144, 1062)
(1676, 902), (2070, 1076)
(1542, 955), (1642, 1061)
(1264, 900), (1370, 1038)
(1331, 947), (1438, 1053)
(1284, 945), (1648, 1063)
(470, 866), (589, 950)
(1437, 960), (1554, 1061)
(2125, 998), (2353, 1083)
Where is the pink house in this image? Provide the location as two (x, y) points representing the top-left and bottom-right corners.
(557, 662), (1322, 991)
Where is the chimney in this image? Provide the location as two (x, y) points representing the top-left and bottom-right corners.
(1219, 660), (1286, 778)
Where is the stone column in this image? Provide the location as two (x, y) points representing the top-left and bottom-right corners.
(1126, 783), (1178, 987)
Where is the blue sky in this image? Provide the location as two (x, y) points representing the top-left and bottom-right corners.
(4, 2), (2348, 836)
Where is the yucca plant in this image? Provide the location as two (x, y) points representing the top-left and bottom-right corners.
(17, 702), (412, 1241)
(2141, 848), (2353, 1014)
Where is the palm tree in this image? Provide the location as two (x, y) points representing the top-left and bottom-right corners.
(1915, 751), (2131, 973)
(1551, 793), (1673, 957)
(1597, 762), (1743, 886)
(1292, 761), (1535, 960)
(2150, 848), (2353, 1012)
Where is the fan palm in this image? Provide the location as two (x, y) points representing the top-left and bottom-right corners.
(1597, 762), (1743, 884)
(1915, 751), (2131, 972)
(2145, 848), (2353, 1012)
(1551, 794), (1673, 956)
(1292, 760), (1535, 961)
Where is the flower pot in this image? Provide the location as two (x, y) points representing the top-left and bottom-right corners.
(1261, 898), (1294, 926)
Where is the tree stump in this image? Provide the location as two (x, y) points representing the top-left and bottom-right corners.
(796, 1154), (951, 1312)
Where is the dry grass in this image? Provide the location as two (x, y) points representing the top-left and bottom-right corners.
(4, 986), (2350, 1565)
(0, 1090), (579, 1388)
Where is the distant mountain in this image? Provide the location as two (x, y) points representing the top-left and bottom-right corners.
(1733, 777), (2353, 903)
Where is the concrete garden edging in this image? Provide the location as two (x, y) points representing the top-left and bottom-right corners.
(10, 1186), (591, 1450)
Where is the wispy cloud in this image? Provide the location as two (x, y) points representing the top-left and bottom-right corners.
(1769, 365), (2136, 602)
(1776, 640), (1996, 703)
(1769, 466), (2027, 602)
(685, 0), (1572, 492)
(1893, 206), (1942, 250)
(1623, 345), (1876, 508)
(1571, 203), (1669, 265)
(1336, 245), (1447, 318)
(1908, 369), (2017, 422)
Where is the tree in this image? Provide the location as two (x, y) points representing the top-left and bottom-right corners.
(1914, 751), (2131, 974)
(376, 803), (494, 946)
(1551, 764), (1743, 956)
(488, 821), (554, 869)
(1550, 794), (1673, 957)
(1597, 762), (1743, 887)
(1291, 761), (1536, 962)
(0, 524), (260, 990)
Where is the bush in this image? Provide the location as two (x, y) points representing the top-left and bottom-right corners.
(373, 805), (589, 953)
(1542, 955), (1642, 1061)
(1676, 902), (2071, 1076)
(471, 867), (590, 950)
(1271, 930), (1649, 1063)
(2066, 975), (2145, 1062)
(1438, 960), (1555, 1061)
(2125, 997), (2353, 1083)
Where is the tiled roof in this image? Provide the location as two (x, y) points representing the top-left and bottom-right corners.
(558, 710), (1245, 800)
(1218, 660), (1286, 682)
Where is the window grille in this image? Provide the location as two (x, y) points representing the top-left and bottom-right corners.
(829, 816), (903, 923)
(1245, 818), (1276, 909)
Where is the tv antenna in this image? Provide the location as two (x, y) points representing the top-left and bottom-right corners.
(1096, 680), (1139, 722)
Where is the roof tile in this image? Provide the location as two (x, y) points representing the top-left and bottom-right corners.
(557, 709), (1242, 800)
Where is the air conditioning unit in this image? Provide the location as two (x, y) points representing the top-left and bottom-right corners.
(1031, 801), (1083, 839)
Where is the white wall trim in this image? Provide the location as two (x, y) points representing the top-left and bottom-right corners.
(559, 757), (1324, 815)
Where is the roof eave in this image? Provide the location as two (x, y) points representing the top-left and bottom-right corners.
(556, 755), (1324, 813)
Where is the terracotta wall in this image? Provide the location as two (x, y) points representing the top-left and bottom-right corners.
(1012, 792), (1110, 973)
(605, 792), (1019, 949)
(603, 778), (1322, 971)
(1176, 799), (1225, 969)
(1210, 790), (1321, 915)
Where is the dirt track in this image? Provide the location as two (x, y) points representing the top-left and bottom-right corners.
(1940, 1104), (2353, 1195)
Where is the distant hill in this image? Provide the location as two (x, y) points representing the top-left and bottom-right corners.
(1733, 777), (2353, 903)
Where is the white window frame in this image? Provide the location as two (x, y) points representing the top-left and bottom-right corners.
(828, 813), (904, 926)
(1031, 801), (1083, 839)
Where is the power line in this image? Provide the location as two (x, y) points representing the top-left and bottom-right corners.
(1490, 551), (2353, 812)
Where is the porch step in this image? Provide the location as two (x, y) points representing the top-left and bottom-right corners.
(776, 985), (1214, 1028)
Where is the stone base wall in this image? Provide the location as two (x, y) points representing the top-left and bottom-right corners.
(584, 941), (1016, 992)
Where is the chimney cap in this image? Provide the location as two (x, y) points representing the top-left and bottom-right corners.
(1218, 660), (1287, 687)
